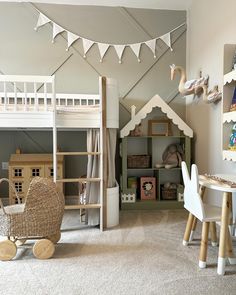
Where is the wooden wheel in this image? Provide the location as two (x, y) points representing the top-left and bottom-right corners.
(33, 239), (55, 259)
(47, 232), (61, 244)
(0, 240), (17, 261)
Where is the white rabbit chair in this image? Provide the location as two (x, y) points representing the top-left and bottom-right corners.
(182, 163), (218, 247)
(181, 161), (221, 268)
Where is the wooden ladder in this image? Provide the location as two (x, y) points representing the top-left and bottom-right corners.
(52, 77), (107, 230)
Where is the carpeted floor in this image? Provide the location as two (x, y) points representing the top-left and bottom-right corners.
(1, 209), (236, 295)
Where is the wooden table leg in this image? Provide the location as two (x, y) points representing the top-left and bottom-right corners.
(183, 213), (194, 245)
(210, 222), (218, 247)
(199, 222), (209, 268)
(217, 192), (231, 275)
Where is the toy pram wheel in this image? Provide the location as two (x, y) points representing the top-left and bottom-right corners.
(47, 232), (61, 244)
(0, 240), (17, 261)
(33, 239), (55, 259)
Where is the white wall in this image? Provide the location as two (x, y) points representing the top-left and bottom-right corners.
(0, 2), (186, 196)
(187, 0), (236, 204)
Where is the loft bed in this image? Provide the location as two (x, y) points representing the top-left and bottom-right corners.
(0, 74), (119, 230)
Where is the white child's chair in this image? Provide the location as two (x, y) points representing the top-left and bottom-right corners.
(181, 161), (222, 268)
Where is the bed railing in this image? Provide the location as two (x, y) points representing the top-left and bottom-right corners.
(0, 75), (100, 112)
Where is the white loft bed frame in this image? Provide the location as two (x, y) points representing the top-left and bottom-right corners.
(0, 74), (119, 230)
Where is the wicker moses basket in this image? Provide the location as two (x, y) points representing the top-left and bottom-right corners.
(0, 177), (64, 260)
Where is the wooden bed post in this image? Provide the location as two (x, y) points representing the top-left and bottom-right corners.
(100, 76), (107, 230)
(52, 75), (57, 183)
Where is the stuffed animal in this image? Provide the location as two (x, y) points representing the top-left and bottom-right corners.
(156, 143), (184, 169)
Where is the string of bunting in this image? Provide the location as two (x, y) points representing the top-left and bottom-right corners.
(34, 10), (186, 63)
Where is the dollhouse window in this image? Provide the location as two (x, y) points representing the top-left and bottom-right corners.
(14, 182), (22, 192)
(31, 168), (40, 177)
(14, 168), (22, 177)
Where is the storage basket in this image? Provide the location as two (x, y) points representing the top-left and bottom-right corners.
(127, 155), (151, 168)
(161, 187), (177, 200)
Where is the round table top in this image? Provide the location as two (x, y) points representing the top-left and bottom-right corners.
(199, 174), (236, 193)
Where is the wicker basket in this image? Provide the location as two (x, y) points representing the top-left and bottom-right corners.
(161, 187), (177, 200)
(127, 155), (151, 168)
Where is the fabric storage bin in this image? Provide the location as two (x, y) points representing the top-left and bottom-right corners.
(161, 187), (177, 200)
(127, 155), (151, 168)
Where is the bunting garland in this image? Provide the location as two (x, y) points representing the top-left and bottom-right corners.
(34, 10), (185, 63)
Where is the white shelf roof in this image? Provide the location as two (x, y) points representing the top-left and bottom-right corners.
(120, 94), (193, 138)
(224, 69), (236, 85)
(223, 150), (236, 161)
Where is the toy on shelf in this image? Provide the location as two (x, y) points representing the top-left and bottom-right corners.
(130, 123), (142, 136)
(232, 50), (236, 70)
(140, 177), (156, 200)
(228, 123), (236, 150)
(161, 182), (177, 200)
(230, 87), (236, 112)
(195, 84), (222, 104)
(170, 64), (209, 96)
(155, 143), (184, 169)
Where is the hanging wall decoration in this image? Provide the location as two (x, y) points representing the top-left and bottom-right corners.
(34, 10), (185, 64)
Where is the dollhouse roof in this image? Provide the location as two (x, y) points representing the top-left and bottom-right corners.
(9, 154), (64, 165)
(120, 94), (193, 138)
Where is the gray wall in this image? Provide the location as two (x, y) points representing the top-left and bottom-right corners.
(0, 2), (186, 197)
(187, 0), (236, 205)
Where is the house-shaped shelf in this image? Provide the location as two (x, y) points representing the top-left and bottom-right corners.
(120, 94), (193, 138)
(120, 94), (193, 210)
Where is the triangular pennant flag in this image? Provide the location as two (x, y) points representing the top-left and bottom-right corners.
(114, 45), (126, 64)
(98, 43), (110, 62)
(52, 23), (65, 43)
(160, 33), (173, 51)
(82, 39), (95, 58)
(145, 39), (157, 58)
(34, 13), (50, 31)
(67, 31), (79, 51)
(130, 43), (141, 62)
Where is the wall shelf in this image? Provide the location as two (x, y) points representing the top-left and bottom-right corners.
(222, 44), (236, 161)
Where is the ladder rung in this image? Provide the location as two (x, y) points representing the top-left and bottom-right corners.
(65, 204), (101, 210)
(57, 178), (101, 183)
(56, 152), (101, 156)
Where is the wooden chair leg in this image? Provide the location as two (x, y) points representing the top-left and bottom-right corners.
(210, 222), (218, 246)
(199, 222), (209, 268)
(189, 217), (197, 242)
(183, 213), (195, 246)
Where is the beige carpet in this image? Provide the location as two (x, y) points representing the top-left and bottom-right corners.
(0, 209), (236, 295)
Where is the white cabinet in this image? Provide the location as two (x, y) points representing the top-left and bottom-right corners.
(222, 44), (236, 161)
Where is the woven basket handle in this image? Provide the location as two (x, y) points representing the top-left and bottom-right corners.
(0, 178), (21, 209)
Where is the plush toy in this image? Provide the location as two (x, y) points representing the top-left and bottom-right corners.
(156, 144), (184, 169)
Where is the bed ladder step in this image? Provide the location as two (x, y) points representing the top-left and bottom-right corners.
(56, 152), (100, 156)
(65, 204), (101, 210)
(56, 177), (101, 183)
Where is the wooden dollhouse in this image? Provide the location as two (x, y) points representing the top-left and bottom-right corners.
(120, 94), (193, 210)
(8, 151), (64, 204)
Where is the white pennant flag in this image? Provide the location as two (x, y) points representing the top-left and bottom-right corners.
(34, 13), (50, 31)
(52, 23), (65, 43)
(130, 43), (141, 62)
(145, 39), (157, 58)
(160, 33), (173, 51)
(67, 31), (79, 51)
(98, 43), (110, 62)
(114, 45), (126, 64)
(82, 39), (95, 58)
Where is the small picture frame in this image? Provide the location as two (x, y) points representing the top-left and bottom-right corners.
(148, 119), (171, 136)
